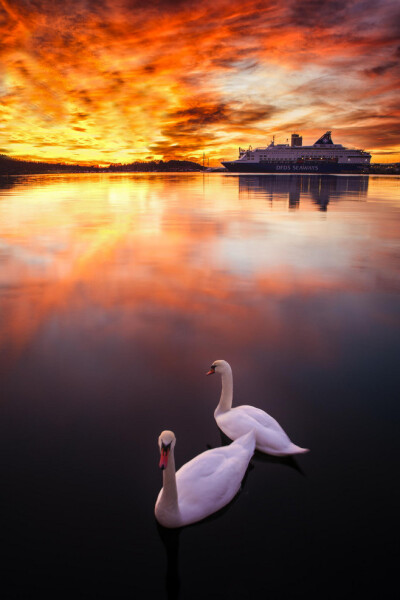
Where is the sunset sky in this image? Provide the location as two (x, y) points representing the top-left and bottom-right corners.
(1, 0), (399, 165)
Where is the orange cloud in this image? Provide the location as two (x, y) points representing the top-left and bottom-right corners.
(0, 0), (399, 164)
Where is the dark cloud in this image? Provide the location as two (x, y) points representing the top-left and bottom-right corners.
(365, 62), (398, 77)
(288, 0), (351, 28)
(168, 102), (276, 130)
(341, 109), (392, 122)
(229, 105), (277, 125)
(141, 63), (156, 74)
(337, 121), (400, 150)
(170, 104), (227, 127)
(156, 101), (277, 156)
(148, 141), (196, 157)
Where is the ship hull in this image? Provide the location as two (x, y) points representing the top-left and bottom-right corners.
(221, 161), (369, 174)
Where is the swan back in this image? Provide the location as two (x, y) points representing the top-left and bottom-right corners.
(155, 430), (255, 528)
(175, 430), (255, 525)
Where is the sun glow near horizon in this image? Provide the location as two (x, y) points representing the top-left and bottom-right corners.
(1, 0), (400, 165)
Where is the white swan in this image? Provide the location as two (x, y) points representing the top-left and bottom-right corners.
(207, 360), (309, 456)
(155, 429), (255, 528)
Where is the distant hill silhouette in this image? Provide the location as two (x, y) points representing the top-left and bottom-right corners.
(0, 154), (205, 175)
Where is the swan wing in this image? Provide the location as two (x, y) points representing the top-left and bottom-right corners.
(216, 406), (295, 453)
(233, 405), (286, 432)
(175, 435), (254, 524)
(217, 405), (288, 437)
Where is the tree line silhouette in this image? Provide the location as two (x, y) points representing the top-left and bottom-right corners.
(0, 154), (205, 175)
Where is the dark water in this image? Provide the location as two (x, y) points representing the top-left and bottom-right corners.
(0, 173), (399, 599)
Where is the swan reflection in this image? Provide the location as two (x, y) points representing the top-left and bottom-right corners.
(157, 523), (181, 600)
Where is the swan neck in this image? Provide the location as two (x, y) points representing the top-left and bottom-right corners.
(161, 449), (179, 514)
(217, 368), (233, 413)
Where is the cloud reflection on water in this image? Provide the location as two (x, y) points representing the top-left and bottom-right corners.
(0, 173), (399, 378)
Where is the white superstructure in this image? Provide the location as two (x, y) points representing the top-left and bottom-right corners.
(222, 131), (371, 173)
(237, 132), (370, 165)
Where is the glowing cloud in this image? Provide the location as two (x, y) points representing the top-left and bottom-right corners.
(0, 0), (399, 164)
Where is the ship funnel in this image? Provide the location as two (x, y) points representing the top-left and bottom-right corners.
(291, 133), (302, 147)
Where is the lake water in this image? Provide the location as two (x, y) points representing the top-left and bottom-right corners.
(1, 173), (399, 599)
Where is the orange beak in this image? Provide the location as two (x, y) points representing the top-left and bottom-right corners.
(159, 447), (170, 470)
(206, 366), (215, 375)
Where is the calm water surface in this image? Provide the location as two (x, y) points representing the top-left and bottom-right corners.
(1, 173), (399, 599)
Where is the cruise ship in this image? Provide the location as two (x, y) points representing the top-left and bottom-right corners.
(221, 131), (371, 174)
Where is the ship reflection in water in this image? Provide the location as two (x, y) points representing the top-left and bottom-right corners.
(238, 174), (369, 211)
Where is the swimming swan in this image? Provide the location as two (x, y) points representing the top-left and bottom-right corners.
(155, 429), (255, 528)
(207, 360), (309, 456)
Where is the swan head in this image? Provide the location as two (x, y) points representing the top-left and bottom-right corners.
(206, 359), (232, 376)
(158, 430), (176, 470)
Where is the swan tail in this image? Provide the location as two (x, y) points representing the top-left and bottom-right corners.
(233, 429), (256, 453)
(287, 443), (309, 455)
